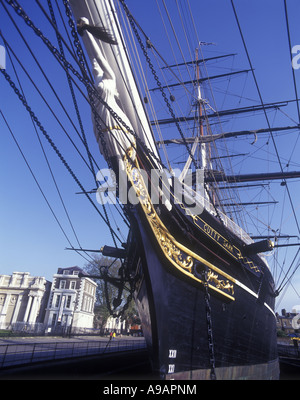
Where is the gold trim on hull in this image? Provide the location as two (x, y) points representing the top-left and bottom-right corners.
(124, 150), (235, 300)
(190, 214), (261, 273)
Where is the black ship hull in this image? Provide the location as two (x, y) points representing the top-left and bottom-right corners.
(65, 0), (279, 380)
(126, 193), (279, 380)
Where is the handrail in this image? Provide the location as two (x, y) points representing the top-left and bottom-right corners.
(0, 338), (146, 369)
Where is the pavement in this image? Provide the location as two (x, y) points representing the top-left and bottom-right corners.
(0, 335), (152, 380)
(0, 348), (153, 380)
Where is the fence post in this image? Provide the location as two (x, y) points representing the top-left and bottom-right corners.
(54, 342), (58, 359)
(1, 345), (8, 368)
(30, 344), (36, 363)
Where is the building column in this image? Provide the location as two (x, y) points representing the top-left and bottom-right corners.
(28, 294), (43, 324)
(28, 296), (39, 323)
(57, 295), (66, 324)
(23, 295), (33, 323)
(35, 296), (42, 322)
(11, 294), (23, 324)
(0, 294), (11, 328)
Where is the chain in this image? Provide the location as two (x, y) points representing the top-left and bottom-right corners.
(118, 2), (216, 369)
(62, 0), (166, 176)
(118, 0), (242, 243)
(63, 0), (159, 172)
(1, 69), (82, 189)
(202, 268), (217, 380)
(1, 66), (125, 246)
(5, 0), (86, 83)
(6, 0), (167, 175)
(106, 284), (134, 319)
(48, 0), (98, 182)
(6, 0), (114, 170)
(3, 0), (139, 313)
(117, 5), (216, 365)
(104, 266), (136, 319)
(62, 0), (112, 166)
(62, 0), (123, 247)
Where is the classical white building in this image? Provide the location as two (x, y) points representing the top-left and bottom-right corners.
(0, 272), (51, 330)
(105, 315), (126, 333)
(44, 266), (97, 333)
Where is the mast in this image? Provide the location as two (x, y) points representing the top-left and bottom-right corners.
(178, 46), (204, 181)
(196, 46), (208, 170)
(194, 46), (215, 205)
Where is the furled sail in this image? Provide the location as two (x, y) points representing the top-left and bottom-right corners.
(69, 0), (160, 167)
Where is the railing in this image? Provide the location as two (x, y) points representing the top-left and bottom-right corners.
(0, 338), (147, 369)
(5, 322), (109, 337)
(184, 182), (254, 245)
(187, 185), (274, 269)
(277, 343), (300, 359)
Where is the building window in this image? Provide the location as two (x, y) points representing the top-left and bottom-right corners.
(70, 281), (76, 290)
(66, 296), (72, 308)
(82, 296), (86, 311)
(55, 295), (61, 308)
(51, 313), (57, 326)
(73, 271), (79, 276)
(60, 280), (66, 289)
(63, 270), (69, 275)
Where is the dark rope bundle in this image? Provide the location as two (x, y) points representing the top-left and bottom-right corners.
(77, 20), (117, 45)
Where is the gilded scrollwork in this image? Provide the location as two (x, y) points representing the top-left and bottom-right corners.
(123, 149), (235, 300)
(207, 270), (234, 296)
(154, 225), (194, 272)
(236, 251), (260, 273)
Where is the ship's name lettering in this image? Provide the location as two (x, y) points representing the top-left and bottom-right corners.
(204, 223), (220, 241)
(223, 239), (234, 253)
(203, 223), (234, 253)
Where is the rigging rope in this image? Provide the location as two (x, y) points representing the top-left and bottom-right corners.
(4, 0), (167, 181)
(1, 1), (129, 236)
(62, 0), (119, 248)
(47, 0), (98, 180)
(0, 2), (98, 174)
(231, 0), (300, 293)
(2, 0), (130, 243)
(7, 40), (87, 254)
(116, 0), (268, 296)
(283, 0), (300, 124)
(0, 66), (123, 245)
(283, 0), (300, 169)
(119, 0), (199, 171)
(0, 109), (92, 264)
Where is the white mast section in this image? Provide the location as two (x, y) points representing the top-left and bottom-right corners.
(69, 0), (160, 165)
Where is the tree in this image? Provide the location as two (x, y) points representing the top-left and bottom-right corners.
(84, 255), (138, 332)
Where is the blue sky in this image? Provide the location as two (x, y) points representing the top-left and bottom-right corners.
(1, 0), (300, 313)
